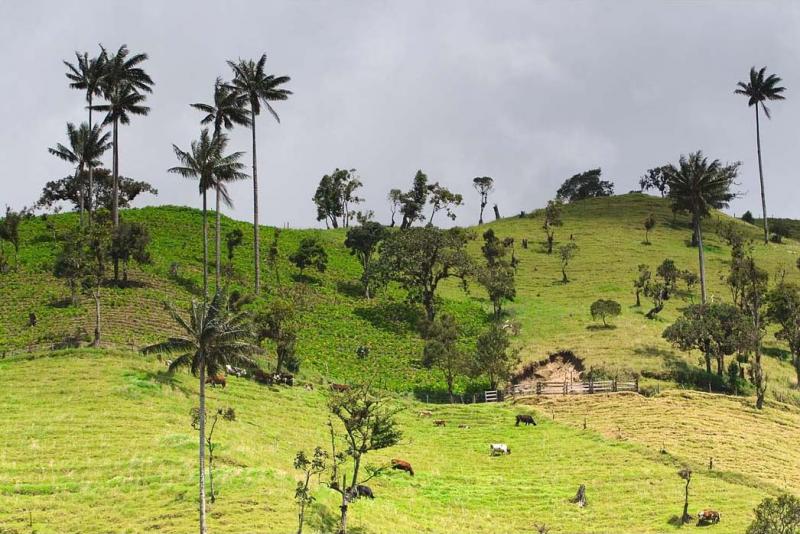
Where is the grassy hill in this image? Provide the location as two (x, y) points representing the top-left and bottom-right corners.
(0, 349), (791, 533)
(2, 194), (800, 532)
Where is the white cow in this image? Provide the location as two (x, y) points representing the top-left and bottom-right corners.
(490, 443), (511, 455)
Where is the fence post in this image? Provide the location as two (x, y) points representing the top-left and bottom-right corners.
(536, 382), (542, 395)
(635, 376), (639, 393)
(589, 378), (594, 394)
(612, 378), (617, 392)
(563, 380), (567, 395)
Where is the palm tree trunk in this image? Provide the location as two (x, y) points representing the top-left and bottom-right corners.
(755, 105), (769, 244)
(75, 167), (84, 228)
(202, 192), (209, 298)
(250, 108), (260, 294)
(88, 96), (94, 225)
(695, 214), (707, 305)
(112, 117), (119, 227)
(198, 354), (207, 534)
(91, 287), (101, 347)
(215, 187), (221, 292)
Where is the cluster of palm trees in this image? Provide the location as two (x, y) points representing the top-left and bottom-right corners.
(172, 54), (291, 297)
(57, 45), (154, 228)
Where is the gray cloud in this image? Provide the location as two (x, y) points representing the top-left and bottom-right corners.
(1, 1), (798, 227)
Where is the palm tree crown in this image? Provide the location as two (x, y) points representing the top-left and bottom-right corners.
(168, 130), (247, 197)
(191, 77), (251, 137)
(100, 44), (154, 96)
(93, 83), (150, 126)
(227, 55), (292, 121)
(735, 66), (786, 118)
(666, 152), (738, 217)
(64, 51), (107, 104)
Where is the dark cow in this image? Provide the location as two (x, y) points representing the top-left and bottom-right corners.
(330, 383), (350, 393)
(353, 485), (374, 499)
(515, 414), (536, 426)
(433, 419), (446, 427)
(697, 510), (721, 526)
(205, 374), (226, 388)
(274, 372), (294, 386)
(252, 368), (274, 385)
(391, 459), (414, 476)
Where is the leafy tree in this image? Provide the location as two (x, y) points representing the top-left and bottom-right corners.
(473, 176), (494, 224)
(0, 207), (24, 267)
(558, 242), (578, 283)
(480, 229), (505, 267)
(327, 384), (402, 534)
(399, 170), (430, 229)
(47, 122), (111, 225)
(427, 183), (463, 225)
(225, 228), (244, 272)
(475, 323), (518, 390)
(556, 168), (613, 202)
(313, 168), (363, 228)
(345, 221), (388, 298)
(736, 67), (786, 243)
(633, 264), (651, 307)
(169, 130), (247, 296)
(663, 304), (750, 380)
(590, 299), (621, 327)
(376, 226), (473, 320)
(746, 493), (800, 534)
(639, 165), (670, 197)
(37, 168), (157, 215)
(228, 54), (292, 294)
(94, 44), (154, 227)
(191, 406), (236, 504)
(294, 447), (327, 534)
(142, 291), (260, 533)
(643, 214), (656, 245)
(266, 228), (282, 288)
(54, 228), (92, 306)
(542, 200), (563, 254)
(478, 263), (516, 318)
(666, 151), (739, 304)
(387, 189), (402, 227)
(64, 49), (107, 222)
(421, 313), (470, 401)
(289, 237), (328, 276)
(742, 210), (755, 224)
(255, 297), (299, 373)
(192, 77), (251, 287)
(110, 221), (151, 283)
(766, 282), (800, 387)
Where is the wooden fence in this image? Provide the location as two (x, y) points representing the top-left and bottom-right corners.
(509, 378), (638, 397)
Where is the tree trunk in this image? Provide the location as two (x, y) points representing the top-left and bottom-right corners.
(91, 288), (101, 347)
(423, 292), (435, 321)
(250, 108), (261, 294)
(682, 480), (690, 523)
(479, 198), (486, 225)
(339, 474), (349, 534)
(215, 186), (222, 291)
(88, 96), (94, 225)
(695, 214), (707, 305)
(716, 354), (724, 377)
(76, 166), (85, 228)
(202, 192), (209, 298)
(198, 356), (207, 534)
(112, 118), (119, 227)
(635, 290), (641, 307)
(493, 204), (500, 220)
(755, 105), (769, 244)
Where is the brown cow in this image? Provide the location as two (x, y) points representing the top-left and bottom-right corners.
(433, 419), (446, 427)
(391, 459), (414, 476)
(418, 410), (433, 417)
(205, 374), (226, 388)
(330, 383), (350, 393)
(697, 510), (720, 526)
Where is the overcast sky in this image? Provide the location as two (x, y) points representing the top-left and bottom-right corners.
(1, 1), (798, 228)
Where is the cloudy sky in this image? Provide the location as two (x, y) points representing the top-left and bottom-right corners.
(1, 1), (798, 228)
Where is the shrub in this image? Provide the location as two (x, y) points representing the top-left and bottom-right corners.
(746, 493), (800, 534)
(590, 299), (621, 327)
(741, 210), (755, 224)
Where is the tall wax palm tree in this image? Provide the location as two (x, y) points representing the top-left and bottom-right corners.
(735, 67), (786, 243)
(96, 44), (154, 227)
(666, 151), (739, 304)
(191, 78), (251, 288)
(227, 55), (292, 294)
(141, 291), (260, 534)
(48, 123), (111, 225)
(168, 130), (248, 297)
(64, 50), (107, 222)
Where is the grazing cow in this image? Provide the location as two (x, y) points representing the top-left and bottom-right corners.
(458, 424), (470, 429)
(697, 510), (721, 526)
(515, 414), (536, 426)
(225, 364), (247, 378)
(274, 373), (294, 386)
(418, 410), (433, 417)
(353, 485), (374, 499)
(252, 368), (273, 385)
(205, 374), (226, 388)
(433, 419), (446, 427)
(391, 459), (414, 476)
(490, 443), (511, 455)
(330, 383), (350, 393)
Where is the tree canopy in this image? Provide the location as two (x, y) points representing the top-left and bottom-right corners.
(556, 169), (614, 202)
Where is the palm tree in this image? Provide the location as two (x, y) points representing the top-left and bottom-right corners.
(168, 130), (248, 297)
(227, 55), (292, 294)
(95, 44), (154, 227)
(666, 151), (739, 304)
(191, 78), (251, 288)
(735, 67), (786, 243)
(48, 123), (112, 226)
(141, 291), (260, 534)
(64, 50), (107, 222)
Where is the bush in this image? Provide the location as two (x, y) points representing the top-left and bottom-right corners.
(746, 493), (800, 534)
(590, 299), (621, 327)
(741, 211), (755, 224)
